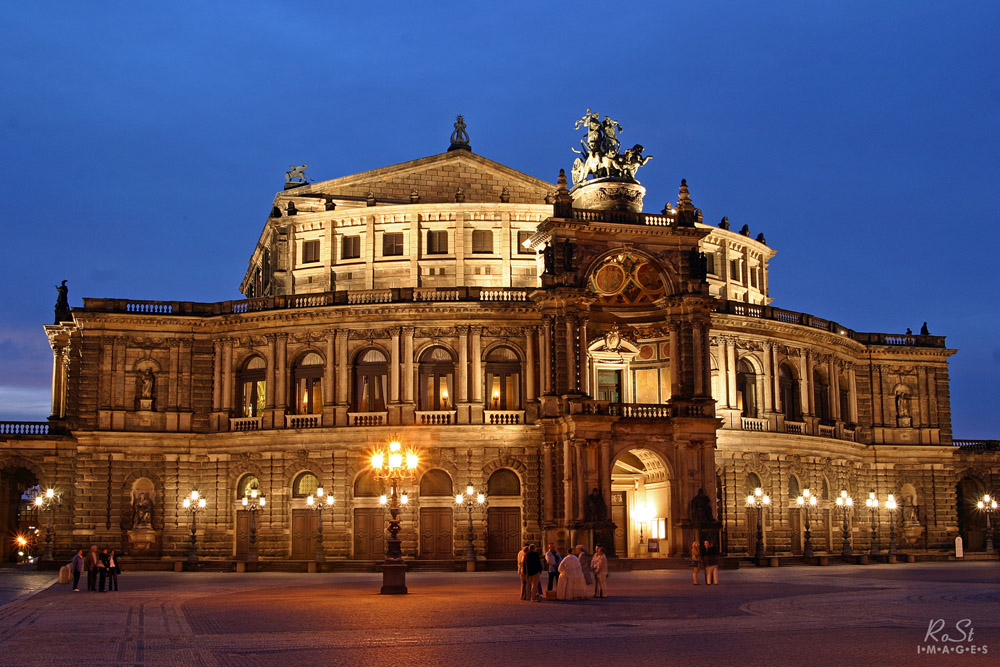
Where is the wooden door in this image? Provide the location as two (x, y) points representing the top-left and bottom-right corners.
(746, 509), (758, 556)
(611, 491), (627, 557)
(789, 509), (802, 555)
(291, 509), (317, 559)
(235, 510), (250, 557)
(420, 507), (454, 559)
(486, 507), (520, 559)
(353, 508), (384, 560)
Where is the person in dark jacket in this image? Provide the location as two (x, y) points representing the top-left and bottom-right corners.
(70, 549), (84, 591)
(525, 544), (544, 602)
(703, 539), (720, 585)
(106, 549), (121, 591)
(98, 548), (110, 592)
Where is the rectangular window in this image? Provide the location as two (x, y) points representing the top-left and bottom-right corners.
(705, 253), (716, 275)
(517, 231), (533, 254)
(383, 232), (403, 257)
(427, 230), (448, 255)
(750, 267), (759, 288)
(472, 229), (493, 254)
(730, 259), (741, 282)
(302, 239), (320, 264)
(342, 236), (360, 260)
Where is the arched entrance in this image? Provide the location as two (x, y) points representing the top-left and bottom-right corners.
(611, 448), (671, 558)
(956, 476), (987, 552)
(1, 467), (39, 562)
(486, 469), (521, 559)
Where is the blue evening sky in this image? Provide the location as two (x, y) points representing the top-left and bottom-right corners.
(1, 1), (997, 437)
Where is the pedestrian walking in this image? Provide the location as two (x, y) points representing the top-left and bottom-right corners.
(70, 549), (84, 591)
(690, 540), (704, 585)
(545, 544), (561, 593)
(704, 539), (720, 585)
(517, 543), (530, 600)
(579, 546), (594, 587)
(591, 545), (608, 598)
(106, 549), (120, 591)
(98, 547), (110, 592)
(85, 545), (100, 592)
(525, 544), (543, 602)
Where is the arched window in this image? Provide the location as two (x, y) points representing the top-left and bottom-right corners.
(487, 469), (521, 496)
(293, 472), (319, 498)
(419, 469), (454, 496)
(813, 369), (831, 423)
(737, 359), (758, 418)
(788, 475), (801, 499)
(485, 346), (521, 410)
(236, 474), (260, 500)
(353, 349), (387, 412)
(238, 356), (266, 417)
(292, 352), (324, 415)
(419, 347), (454, 411)
(353, 471), (380, 497)
(472, 229), (493, 254)
(778, 364), (800, 422)
(745, 472), (762, 495)
(821, 477), (831, 500)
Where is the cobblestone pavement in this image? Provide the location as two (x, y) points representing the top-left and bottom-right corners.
(0, 562), (996, 666)
(0, 567), (57, 609)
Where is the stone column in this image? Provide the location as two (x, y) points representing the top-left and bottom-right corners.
(276, 334), (287, 410)
(49, 347), (65, 418)
(457, 327), (469, 402)
(762, 342), (774, 413)
(403, 327), (415, 403)
(565, 317), (578, 392)
(222, 340), (233, 412)
(599, 440), (612, 510)
(389, 328), (400, 402)
(525, 328), (536, 401)
(212, 340), (223, 412)
(562, 440), (574, 523)
(471, 326), (483, 402)
(830, 359), (841, 421)
(578, 318), (589, 395)
(324, 333), (335, 406)
(542, 443), (554, 523)
(693, 326), (705, 396)
(541, 318), (553, 395)
(798, 352), (810, 419)
(575, 443), (586, 522)
(701, 326), (712, 399)
(336, 330), (349, 405)
(725, 337), (737, 408)
(266, 335), (277, 410)
(848, 366), (859, 424)
(669, 326), (680, 399)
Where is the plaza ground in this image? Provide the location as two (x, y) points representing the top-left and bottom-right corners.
(0, 562), (996, 666)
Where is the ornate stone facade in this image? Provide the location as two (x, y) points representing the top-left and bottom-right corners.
(1, 125), (996, 564)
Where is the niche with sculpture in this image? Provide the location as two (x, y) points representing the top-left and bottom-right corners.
(134, 360), (159, 412)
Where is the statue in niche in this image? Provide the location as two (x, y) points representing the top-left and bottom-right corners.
(136, 368), (156, 410)
(903, 494), (919, 523)
(53, 280), (71, 324)
(584, 488), (608, 523)
(689, 488), (715, 527)
(896, 392), (910, 420)
(132, 492), (154, 529)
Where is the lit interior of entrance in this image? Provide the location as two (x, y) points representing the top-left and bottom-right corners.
(611, 449), (670, 558)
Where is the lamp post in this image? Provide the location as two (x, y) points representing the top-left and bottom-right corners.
(32, 488), (59, 561)
(371, 437), (419, 594)
(885, 493), (898, 556)
(865, 491), (881, 556)
(241, 488), (266, 562)
(836, 490), (854, 558)
(456, 484), (487, 571)
(306, 486), (334, 563)
(976, 494), (997, 553)
(745, 487), (770, 562)
(796, 489), (818, 558)
(181, 490), (207, 563)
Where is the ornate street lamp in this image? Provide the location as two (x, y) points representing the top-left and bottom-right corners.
(181, 490), (207, 563)
(32, 488), (60, 561)
(835, 490), (854, 558)
(865, 491), (881, 556)
(976, 493), (997, 553)
(885, 493), (898, 555)
(745, 487), (771, 562)
(305, 486), (334, 563)
(241, 487), (266, 562)
(796, 488), (818, 558)
(370, 437), (419, 594)
(455, 484), (487, 571)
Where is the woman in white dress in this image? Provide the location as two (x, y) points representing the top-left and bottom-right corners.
(556, 545), (592, 600)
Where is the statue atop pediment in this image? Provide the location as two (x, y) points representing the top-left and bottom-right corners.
(571, 110), (652, 185)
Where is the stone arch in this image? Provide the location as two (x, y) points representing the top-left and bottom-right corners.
(736, 353), (764, 376)
(419, 468), (454, 497)
(414, 341), (458, 363)
(487, 468), (521, 496)
(0, 456), (46, 487)
(350, 343), (390, 365)
(482, 341), (525, 362)
(351, 469), (381, 498)
(289, 347), (325, 366)
(235, 352), (267, 371)
(291, 470), (320, 498)
(482, 454), (529, 481)
(584, 248), (677, 299)
(228, 460), (265, 500)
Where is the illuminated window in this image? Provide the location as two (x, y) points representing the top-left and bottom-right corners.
(302, 239), (320, 264)
(485, 346), (520, 410)
(353, 349), (387, 412)
(292, 352), (323, 415)
(293, 472), (319, 498)
(383, 232), (403, 257)
(427, 230), (448, 255)
(517, 231), (533, 254)
(650, 517), (666, 539)
(237, 474), (260, 499)
(736, 359), (758, 418)
(342, 236), (360, 260)
(778, 364), (800, 421)
(419, 346), (454, 411)
(238, 356), (266, 418)
(472, 229), (493, 254)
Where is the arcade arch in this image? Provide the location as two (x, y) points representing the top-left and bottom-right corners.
(610, 448), (671, 558)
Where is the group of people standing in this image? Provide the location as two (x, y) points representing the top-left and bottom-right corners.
(689, 539), (720, 585)
(70, 545), (121, 592)
(517, 543), (609, 601)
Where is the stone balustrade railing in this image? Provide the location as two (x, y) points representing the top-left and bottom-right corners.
(415, 410), (456, 425)
(484, 410), (525, 425)
(0, 421), (50, 435)
(578, 400), (711, 419)
(954, 439), (999, 451)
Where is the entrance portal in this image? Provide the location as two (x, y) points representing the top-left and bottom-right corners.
(1, 467), (39, 563)
(611, 448), (671, 558)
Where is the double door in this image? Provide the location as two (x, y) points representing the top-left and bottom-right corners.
(419, 508), (454, 559)
(291, 509), (318, 559)
(487, 507), (521, 559)
(354, 508), (385, 560)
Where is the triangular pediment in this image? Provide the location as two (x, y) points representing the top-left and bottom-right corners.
(284, 151), (554, 205)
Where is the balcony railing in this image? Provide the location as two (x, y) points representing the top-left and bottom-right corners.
(285, 414), (321, 429)
(579, 401), (709, 419)
(741, 417), (768, 432)
(230, 417), (261, 432)
(0, 421), (50, 436)
(415, 410), (456, 425)
(348, 412), (386, 427)
(817, 424), (836, 438)
(954, 439), (999, 452)
(784, 421), (805, 435)
(484, 410), (525, 425)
